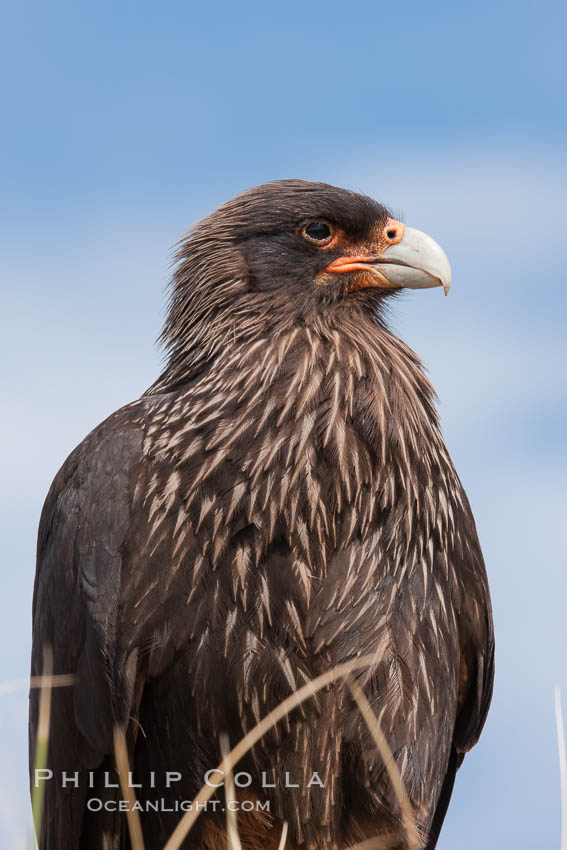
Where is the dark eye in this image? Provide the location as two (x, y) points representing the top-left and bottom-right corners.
(301, 221), (334, 245)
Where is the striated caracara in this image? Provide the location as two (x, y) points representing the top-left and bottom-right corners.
(30, 180), (494, 850)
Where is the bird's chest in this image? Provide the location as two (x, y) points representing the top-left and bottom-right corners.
(139, 330), (455, 627)
(144, 356), (413, 569)
(139, 340), (446, 615)
(129, 343), (461, 757)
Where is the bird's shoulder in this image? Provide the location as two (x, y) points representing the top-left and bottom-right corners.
(31, 394), (180, 753)
(35, 397), (158, 571)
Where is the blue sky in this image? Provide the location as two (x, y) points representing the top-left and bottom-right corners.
(1, 0), (566, 847)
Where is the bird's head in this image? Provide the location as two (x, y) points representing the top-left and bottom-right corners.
(157, 180), (451, 386)
(227, 180), (451, 302)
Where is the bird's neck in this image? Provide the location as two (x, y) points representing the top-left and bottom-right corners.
(147, 290), (290, 395)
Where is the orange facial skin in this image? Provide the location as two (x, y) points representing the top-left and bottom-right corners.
(316, 219), (406, 293)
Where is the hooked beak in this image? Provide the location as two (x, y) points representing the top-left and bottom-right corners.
(323, 219), (452, 296)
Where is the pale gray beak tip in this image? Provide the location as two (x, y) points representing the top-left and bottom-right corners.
(381, 226), (452, 296)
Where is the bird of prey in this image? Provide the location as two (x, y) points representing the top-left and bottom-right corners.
(30, 180), (494, 850)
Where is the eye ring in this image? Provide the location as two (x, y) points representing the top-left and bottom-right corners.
(301, 221), (335, 245)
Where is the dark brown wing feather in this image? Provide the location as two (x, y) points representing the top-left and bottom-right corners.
(30, 406), (145, 849)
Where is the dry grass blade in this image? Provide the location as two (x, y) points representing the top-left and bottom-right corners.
(276, 821), (288, 850)
(346, 675), (419, 850)
(220, 733), (242, 850)
(0, 674), (74, 697)
(31, 646), (53, 843)
(113, 726), (145, 850)
(162, 653), (379, 850)
(555, 687), (567, 850)
(29, 674), (75, 690)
